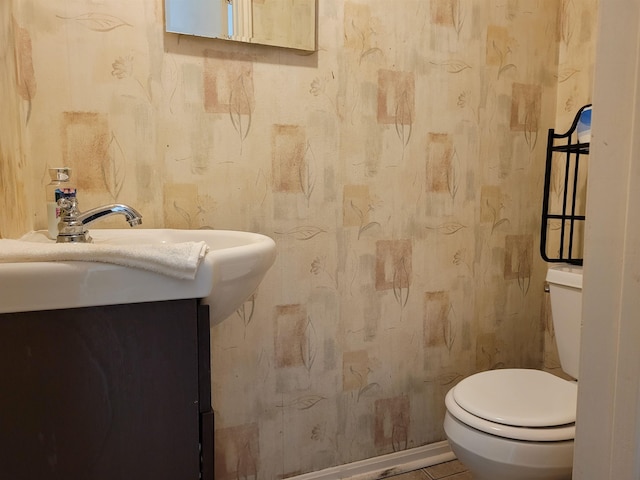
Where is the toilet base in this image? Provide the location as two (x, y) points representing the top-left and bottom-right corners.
(444, 412), (573, 480)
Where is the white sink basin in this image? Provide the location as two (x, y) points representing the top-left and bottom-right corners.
(0, 229), (276, 325)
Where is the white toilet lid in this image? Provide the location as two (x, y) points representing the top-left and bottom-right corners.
(453, 369), (577, 427)
(445, 388), (576, 442)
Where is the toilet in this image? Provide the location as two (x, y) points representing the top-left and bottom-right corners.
(443, 264), (583, 480)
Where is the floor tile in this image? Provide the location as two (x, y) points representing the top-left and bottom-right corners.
(388, 470), (429, 479)
(422, 460), (468, 479)
(438, 473), (472, 480)
(359, 459), (471, 480)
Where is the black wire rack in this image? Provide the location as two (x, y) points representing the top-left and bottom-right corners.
(540, 105), (591, 265)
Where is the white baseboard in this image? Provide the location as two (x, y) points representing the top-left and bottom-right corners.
(285, 441), (456, 480)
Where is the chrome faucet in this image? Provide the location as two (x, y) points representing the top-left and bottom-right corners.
(56, 196), (143, 243)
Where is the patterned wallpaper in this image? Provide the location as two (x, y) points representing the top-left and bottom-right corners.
(0, 2), (29, 239)
(1, 0), (596, 477)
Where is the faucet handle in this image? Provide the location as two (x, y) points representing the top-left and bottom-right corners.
(56, 196), (92, 243)
(58, 196), (79, 217)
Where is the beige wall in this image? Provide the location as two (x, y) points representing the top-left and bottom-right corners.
(0, 0), (30, 239)
(555, 0), (598, 131)
(1, 1), (597, 477)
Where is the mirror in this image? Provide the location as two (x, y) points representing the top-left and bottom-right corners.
(165, 0), (317, 52)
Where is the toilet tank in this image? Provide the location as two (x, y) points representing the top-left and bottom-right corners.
(546, 264), (583, 379)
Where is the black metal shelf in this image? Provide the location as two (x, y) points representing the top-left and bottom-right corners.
(549, 143), (590, 155)
(540, 105), (591, 266)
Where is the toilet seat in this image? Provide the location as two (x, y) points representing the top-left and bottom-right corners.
(454, 369), (577, 426)
(446, 369), (577, 442)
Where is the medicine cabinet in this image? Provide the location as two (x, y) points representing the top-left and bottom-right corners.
(165, 0), (317, 52)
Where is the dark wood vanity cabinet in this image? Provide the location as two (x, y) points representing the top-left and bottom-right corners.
(0, 299), (213, 480)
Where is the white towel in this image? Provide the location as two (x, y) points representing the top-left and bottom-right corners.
(0, 237), (209, 280)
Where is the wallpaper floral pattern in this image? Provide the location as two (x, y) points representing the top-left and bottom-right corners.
(1, 0), (596, 478)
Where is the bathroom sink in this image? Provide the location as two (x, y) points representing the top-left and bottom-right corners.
(0, 229), (276, 325)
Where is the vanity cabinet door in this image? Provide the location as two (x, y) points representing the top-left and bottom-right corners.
(0, 299), (206, 480)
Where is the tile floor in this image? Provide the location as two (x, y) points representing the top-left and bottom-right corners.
(388, 460), (472, 480)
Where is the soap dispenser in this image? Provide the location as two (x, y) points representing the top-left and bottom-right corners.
(46, 167), (74, 239)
